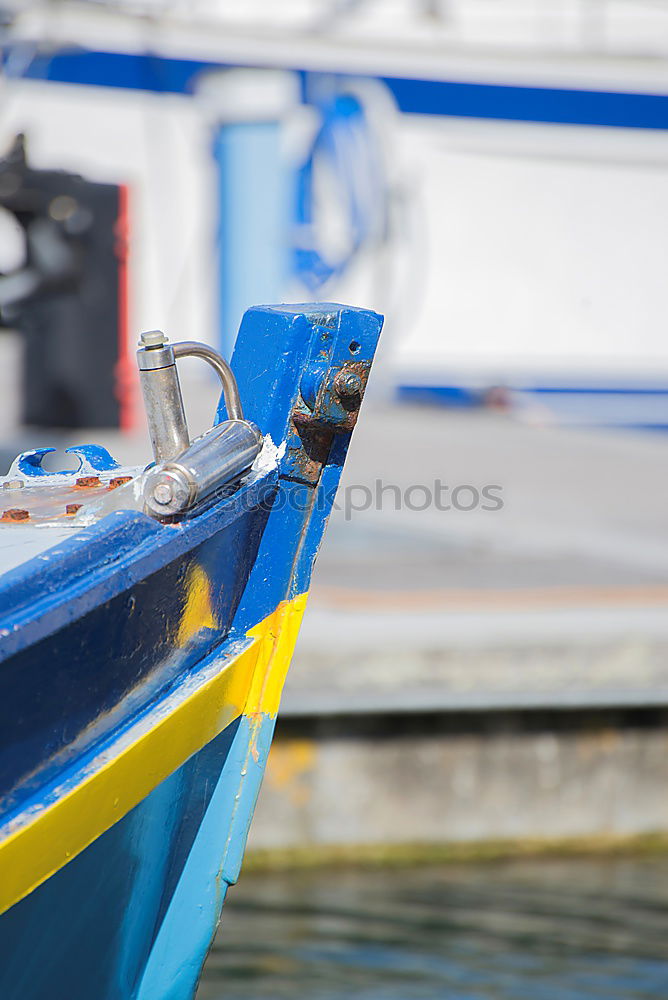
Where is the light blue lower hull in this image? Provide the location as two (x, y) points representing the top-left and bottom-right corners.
(0, 712), (275, 1000)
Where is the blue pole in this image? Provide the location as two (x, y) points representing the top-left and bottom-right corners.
(206, 70), (297, 358)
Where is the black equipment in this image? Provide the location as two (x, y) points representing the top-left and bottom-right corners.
(0, 134), (129, 429)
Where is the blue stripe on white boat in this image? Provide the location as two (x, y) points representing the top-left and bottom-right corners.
(12, 48), (668, 130)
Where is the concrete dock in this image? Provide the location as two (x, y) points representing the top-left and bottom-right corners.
(252, 403), (668, 853)
(286, 402), (668, 715)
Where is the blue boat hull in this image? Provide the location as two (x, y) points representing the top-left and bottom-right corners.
(0, 304), (383, 999)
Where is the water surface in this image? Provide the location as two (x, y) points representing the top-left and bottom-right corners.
(197, 857), (668, 1000)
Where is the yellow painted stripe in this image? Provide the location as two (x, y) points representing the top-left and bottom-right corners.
(247, 592), (308, 717)
(0, 592), (307, 917)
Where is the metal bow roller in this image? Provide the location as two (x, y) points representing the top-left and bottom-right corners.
(136, 331), (262, 518)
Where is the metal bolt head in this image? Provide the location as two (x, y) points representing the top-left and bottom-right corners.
(153, 482), (174, 505)
(144, 468), (192, 518)
(139, 330), (168, 349)
(334, 371), (363, 398)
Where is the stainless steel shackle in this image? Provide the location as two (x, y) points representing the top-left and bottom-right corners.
(136, 331), (262, 518)
(136, 331), (244, 464)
